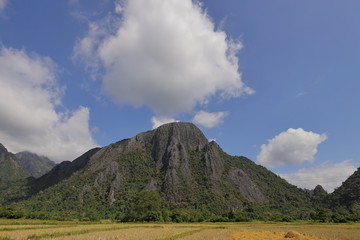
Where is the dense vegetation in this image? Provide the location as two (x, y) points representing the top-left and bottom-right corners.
(0, 188), (359, 223)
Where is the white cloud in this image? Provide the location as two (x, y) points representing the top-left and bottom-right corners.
(0, 46), (97, 162)
(257, 128), (327, 168)
(114, 0), (123, 14)
(280, 160), (358, 192)
(75, 0), (253, 118)
(0, 0), (8, 12)
(296, 91), (309, 97)
(151, 116), (178, 129)
(73, 17), (119, 75)
(192, 110), (229, 128)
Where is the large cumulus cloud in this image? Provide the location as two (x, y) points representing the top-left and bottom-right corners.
(0, 46), (97, 162)
(75, 0), (253, 121)
(257, 128), (328, 168)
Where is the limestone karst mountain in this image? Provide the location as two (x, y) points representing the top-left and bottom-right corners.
(20, 122), (313, 219)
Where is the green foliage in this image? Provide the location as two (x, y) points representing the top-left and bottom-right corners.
(26, 211), (51, 220)
(227, 210), (251, 222)
(161, 209), (172, 222)
(310, 208), (333, 222)
(0, 156), (29, 183)
(127, 190), (162, 222)
(330, 168), (360, 212)
(0, 205), (26, 219)
(170, 209), (191, 223)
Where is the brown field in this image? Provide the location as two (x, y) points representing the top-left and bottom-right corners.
(0, 219), (359, 240)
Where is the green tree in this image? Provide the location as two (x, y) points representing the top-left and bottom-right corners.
(130, 190), (161, 222)
(0, 205), (26, 219)
(161, 209), (172, 222)
(171, 209), (191, 223)
(311, 208), (332, 222)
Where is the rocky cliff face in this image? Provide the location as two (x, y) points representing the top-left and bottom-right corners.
(78, 122), (263, 207)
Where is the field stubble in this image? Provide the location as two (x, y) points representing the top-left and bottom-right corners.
(0, 220), (359, 240)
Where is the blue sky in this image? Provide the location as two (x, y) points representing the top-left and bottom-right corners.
(0, 0), (359, 192)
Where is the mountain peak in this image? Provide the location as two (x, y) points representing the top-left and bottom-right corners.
(156, 121), (199, 129)
(152, 122), (208, 149)
(145, 122), (209, 172)
(0, 143), (8, 154)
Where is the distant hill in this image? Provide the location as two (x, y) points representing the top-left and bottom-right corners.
(21, 122), (313, 220)
(0, 143), (30, 184)
(329, 168), (360, 216)
(31, 147), (101, 192)
(0, 144), (57, 205)
(16, 151), (56, 178)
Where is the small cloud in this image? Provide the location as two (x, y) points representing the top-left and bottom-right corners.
(0, 0), (8, 12)
(257, 128), (327, 168)
(192, 110), (229, 128)
(280, 160), (357, 192)
(296, 91), (309, 97)
(151, 116), (178, 129)
(68, 0), (79, 5)
(114, 0), (123, 14)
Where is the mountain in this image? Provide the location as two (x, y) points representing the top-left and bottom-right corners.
(15, 151), (56, 178)
(0, 143), (30, 184)
(329, 168), (360, 216)
(31, 147), (101, 192)
(21, 122), (313, 221)
(0, 143), (31, 205)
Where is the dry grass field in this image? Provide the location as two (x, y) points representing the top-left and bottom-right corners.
(0, 219), (359, 240)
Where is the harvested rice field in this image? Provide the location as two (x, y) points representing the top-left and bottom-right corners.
(0, 220), (359, 240)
